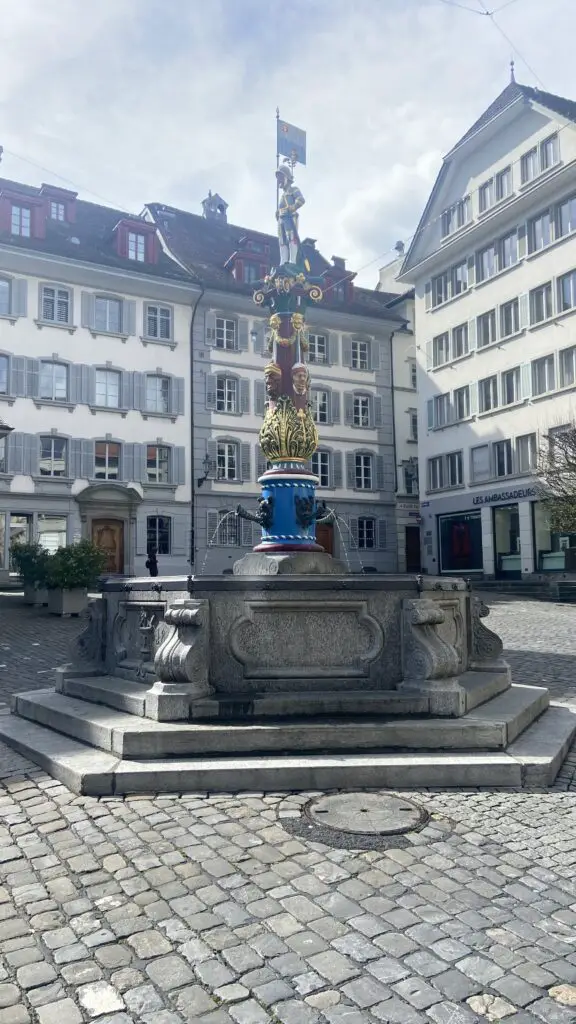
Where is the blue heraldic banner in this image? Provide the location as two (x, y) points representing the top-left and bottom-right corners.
(277, 120), (307, 165)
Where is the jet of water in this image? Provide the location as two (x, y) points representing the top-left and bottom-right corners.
(199, 511), (239, 575)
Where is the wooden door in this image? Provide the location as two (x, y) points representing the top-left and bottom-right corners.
(92, 519), (124, 574)
(316, 522), (334, 555)
(405, 525), (421, 572)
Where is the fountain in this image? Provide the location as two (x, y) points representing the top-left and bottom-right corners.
(0, 155), (574, 794)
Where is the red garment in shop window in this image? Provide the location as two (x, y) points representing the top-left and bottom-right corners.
(452, 522), (471, 558)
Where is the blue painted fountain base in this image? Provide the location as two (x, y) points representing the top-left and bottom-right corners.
(253, 461), (323, 553)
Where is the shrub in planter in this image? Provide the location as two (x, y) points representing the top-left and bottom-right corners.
(45, 541), (107, 616)
(10, 543), (50, 605)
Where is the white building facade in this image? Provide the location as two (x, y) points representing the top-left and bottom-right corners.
(400, 80), (576, 579)
(0, 179), (194, 582)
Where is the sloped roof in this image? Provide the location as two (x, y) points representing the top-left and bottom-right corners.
(146, 202), (404, 322)
(0, 178), (190, 283)
(453, 81), (576, 151)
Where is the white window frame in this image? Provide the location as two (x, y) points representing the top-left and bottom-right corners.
(145, 375), (170, 414)
(357, 517), (376, 550)
(521, 147), (539, 184)
(128, 232), (146, 262)
(530, 282), (553, 325)
(558, 271), (576, 313)
(41, 285), (71, 325)
(147, 515), (172, 555)
(49, 201), (65, 222)
(217, 441), (238, 481)
(532, 355), (556, 396)
(477, 309), (497, 348)
(498, 231), (518, 270)
(516, 434), (537, 475)
(351, 338), (369, 370)
(95, 296), (122, 335)
(216, 375), (238, 413)
(432, 332), (450, 367)
(409, 359), (417, 389)
(311, 450), (330, 487)
(479, 179), (494, 213)
(434, 393), (450, 428)
(308, 333), (327, 364)
(94, 441), (120, 481)
(477, 244), (496, 283)
(428, 456), (444, 491)
(559, 346), (576, 388)
(0, 278), (10, 317)
(355, 453), (373, 490)
(446, 451), (463, 488)
(501, 367), (520, 406)
(311, 389), (329, 424)
(556, 194), (576, 238)
(215, 317), (237, 351)
(541, 133), (559, 171)
(95, 368), (121, 409)
(500, 298), (519, 338)
(454, 385), (470, 421)
(452, 323), (468, 359)
(409, 410), (418, 441)
(471, 444), (491, 482)
(528, 211), (551, 254)
(216, 510), (239, 546)
(39, 361), (68, 403)
(11, 205), (31, 237)
(493, 439), (513, 478)
(0, 354), (8, 394)
(479, 375), (498, 413)
(146, 444), (170, 484)
(39, 436), (67, 478)
(353, 394), (370, 428)
(145, 304), (172, 341)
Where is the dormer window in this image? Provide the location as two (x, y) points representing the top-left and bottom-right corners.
(241, 262), (258, 284)
(11, 205), (31, 237)
(128, 232), (146, 262)
(50, 201), (65, 222)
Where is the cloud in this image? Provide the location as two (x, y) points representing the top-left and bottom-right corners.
(0, 0), (575, 285)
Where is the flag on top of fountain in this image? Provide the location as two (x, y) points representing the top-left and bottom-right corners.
(277, 120), (306, 165)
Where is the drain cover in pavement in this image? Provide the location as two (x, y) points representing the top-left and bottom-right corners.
(305, 793), (427, 835)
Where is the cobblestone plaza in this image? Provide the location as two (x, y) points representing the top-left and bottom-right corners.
(0, 594), (575, 1024)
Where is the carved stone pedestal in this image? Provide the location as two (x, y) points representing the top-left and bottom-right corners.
(144, 599), (212, 721)
(233, 551), (348, 575)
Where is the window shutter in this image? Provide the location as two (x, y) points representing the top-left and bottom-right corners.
(25, 434), (40, 476)
(346, 452), (355, 489)
(469, 383), (478, 416)
(240, 443), (251, 481)
(468, 318), (477, 351)
(205, 374), (217, 410)
(81, 440), (95, 479)
(25, 359), (40, 399)
(171, 377), (185, 416)
(344, 393), (354, 425)
(10, 279), (27, 318)
(205, 311), (217, 346)
(10, 357), (26, 397)
(518, 223), (527, 259)
(172, 516), (188, 558)
(375, 455), (385, 491)
(332, 451), (343, 488)
(255, 381), (266, 416)
(70, 439), (82, 479)
(207, 510), (219, 546)
(241, 519), (253, 547)
(123, 300), (136, 337)
(467, 256), (476, 287)
(207, 440), (218, 471)
(81, 292), (95, 329)
(69, 364), (82, 405)
(173, 446), (186, 485)
(425, 342), (432, 369)
(252, 323), (265, 354)
(521, 363), (532, 400)
(328, 333), (339, 365)
(136, 516), (147, 556)
(370, 340), (381, 371)
(121, 371), (134, 410)
(82, 365), (96, 406)
(518, 293), (529, 329)
(238, 320), (249, 351)
(342, 336), (352, 367)
(135, 443), (147, 483)
(240, 378), (250, 413)
(256, 445), (267, 478)
(373, 396), (383, 427)
(377, 518), (387, 550)
(331, 391), (340, 424)
(424, 282), (432, 311)
(123, 442), (135, 482)
(133, 372), (145, 411)
(7, 432), (24, 474)
(349, 517), (359, 548)
(427, 399), (434, 430)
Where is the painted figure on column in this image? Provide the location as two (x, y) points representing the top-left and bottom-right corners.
(276, 161), (304, 267)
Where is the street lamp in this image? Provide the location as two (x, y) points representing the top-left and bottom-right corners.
(197, 453), (213, 489)
(0, 417), (13, 441)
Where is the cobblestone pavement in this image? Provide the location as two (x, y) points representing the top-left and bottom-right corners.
(0, 596), (80, 704)
(0, 595), (574, 1023)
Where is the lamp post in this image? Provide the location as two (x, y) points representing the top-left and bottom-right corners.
(197, 453), (213, 489)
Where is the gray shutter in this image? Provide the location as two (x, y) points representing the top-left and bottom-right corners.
(375, 455), (385, 491)
(468, 319), (477, 352)
(344, 393), (354, 425)
(133, 372), (145, 411)
(136, 516), (147, 556)
(240, 378), (250, 413)
(207, 510), (219, 546)
(331, 391), (340, 424)
(25, 434), (40, 476)
(69, 364), (82, 405)
(135, 443), (147, 483)
(238, 320), (249, 351)
(10, 357), (26, 397)
(427, 399), (434, 430)
(377, 519), (387, 550)
(252, 323), (265, 354)
(328, 333), (339, 365)
(518, 224), (527, 259)
(83, 365), (96, 406)
(26, 359), (40, 399)
(346, 452), (355, 489)
(171, 377), (185, 416)
(467, 255), (476, 287)
(521, 363), (532, 399)
(123, 443), (135, 482)
(469, 384), (478, 416)
(255, 381), (266, 416)
(518, 293), (529, 329)
(123, 300), (136, 337)
(256, 445), (267, 477)
(332, 451), (343, 488)
(205, 311), (217, 346)
(172, 516), (188, 557)
(370, 341), (381, 371)
(241, 519), (253, 547)
(81, 440), (95, 479)
(70, 439), (82, 479)
(10, 279), (27, 318)
(425, 342), (433, 369)
(349, 517), (359, 548)
(240, 443), (251, 481)
(206, 374), (217, 410)
(173, 446), (186, 485)
(373, 396), (383, 427)
(342, 336), (352, 368)
(81, 292), (95, 329)
(424, 282), (432, 310)
(121, 371), (134, 410)
(207, 440), (218, 473)
(7, 432), (24, 474)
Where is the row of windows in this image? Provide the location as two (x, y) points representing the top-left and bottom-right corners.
(208, 509), (387, 550)
(440, 133), (560, 239)
(427, 432), (538, 492)
(5, 512), (173, 558)
(0, 435), (185, 485)
(428, 343), (576, 430)
(0, 355), (185, 417)
(207, 441), (387, 491)
(9, 202), (150, 265)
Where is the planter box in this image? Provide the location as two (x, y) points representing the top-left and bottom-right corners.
(48, 589), (88, 617)
(23, 586), (48, 607)
(23, 586), (36, 606)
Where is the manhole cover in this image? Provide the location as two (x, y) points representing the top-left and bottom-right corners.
(305, 793), (427, 836)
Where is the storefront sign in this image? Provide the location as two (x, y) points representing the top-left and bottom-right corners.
(472, 487), (537, 506)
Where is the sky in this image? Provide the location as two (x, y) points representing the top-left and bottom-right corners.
(0, 0), (575, 287)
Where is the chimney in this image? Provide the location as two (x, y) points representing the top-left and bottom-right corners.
(332, 255), (346, 269)
(202, 191), (228, 223)
(394, 240), (405, 256)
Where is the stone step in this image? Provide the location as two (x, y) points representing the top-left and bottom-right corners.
(13, 684), (548, 760)
(0, 705), (575, 795)
(61, 675), (148, 717)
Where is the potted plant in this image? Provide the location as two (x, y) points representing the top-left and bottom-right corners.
(45, 540), (107, 616)
(10, 543), (50, 606)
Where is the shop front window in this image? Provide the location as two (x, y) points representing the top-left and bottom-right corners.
(9, 514), (33, 572)
(438, 512), (483, 573)
(493, 504), (520, 576)
(533, 501), (576, 571)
